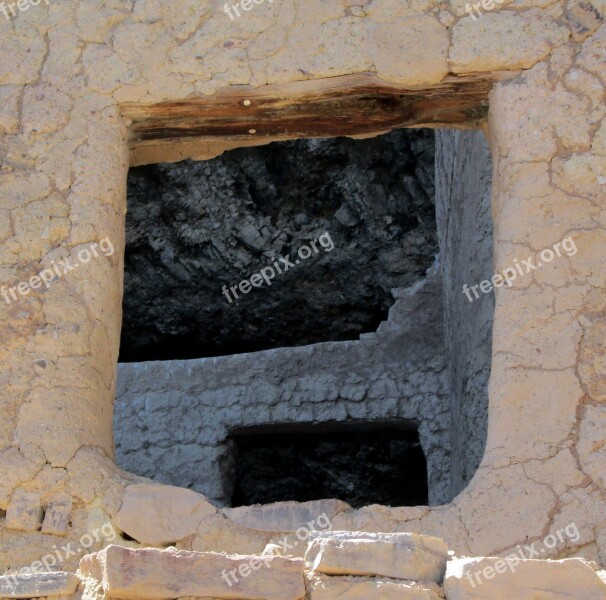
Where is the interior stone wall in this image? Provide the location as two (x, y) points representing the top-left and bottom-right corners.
(435, 129), (494, 498)
(115, 270), (451, 507)
(0, 0), (604, 581)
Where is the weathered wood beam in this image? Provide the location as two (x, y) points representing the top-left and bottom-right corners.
(123, 72), (504, 165)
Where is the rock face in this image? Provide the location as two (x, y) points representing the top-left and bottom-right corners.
(114, 483), (217, 545)
(444, 557), (606, 599)
(121, 129), (436, 362)
(79, 545), (306, 600)
(305, 531), (449, 583)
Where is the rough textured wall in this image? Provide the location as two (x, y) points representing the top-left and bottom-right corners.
(115, 271), (451, 507)
(122, 130), (436, 362)
(435, 129), (494, 497)
(0, 0), (604, 579)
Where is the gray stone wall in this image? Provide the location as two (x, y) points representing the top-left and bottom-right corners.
(115, 270), (450, 507)
(435, 129), (494, 497)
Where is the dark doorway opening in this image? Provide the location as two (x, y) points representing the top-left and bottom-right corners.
(229, 421), (428, 508)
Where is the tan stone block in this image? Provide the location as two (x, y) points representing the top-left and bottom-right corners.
(489, 81), (558, 163)
(41, 499), (72, 537)
(0, 572), (79, 598)
(79, 545), (305, 600)
(114, 483), (217, 545)
(192, 513), (271, 555)
(223, 499), (350, 533)
(15, 385), (112, 468)
(367, 15), (449, 85)
(5, 490), (43, 532)
(451, 11), (570, 73)
(0, 171), (52, 212)
(491, 293), (581, 370)
(444, 557), (606, 599)
(305, 531), (448, 583)
(309, 575), (443, 599)
(261, 17), (371, 85)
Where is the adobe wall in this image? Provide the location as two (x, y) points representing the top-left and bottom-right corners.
(0, 0), (605, 591)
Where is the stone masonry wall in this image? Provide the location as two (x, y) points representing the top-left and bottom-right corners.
(0, 0), (604, 590)
(115, 270), (451, 507)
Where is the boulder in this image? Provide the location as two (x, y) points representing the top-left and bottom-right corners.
(309, 575), (443, 599)
(444, 557), (606, 599)
(79, 544), (306, 600)
(305, 531), (448, 583)
(114, 483), (216, 545)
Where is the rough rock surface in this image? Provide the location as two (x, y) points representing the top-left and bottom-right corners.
(305, 531), (448, 583)
(79, 545), (306, 600)
(444, 557), (606, 599)
(114, 483), (217, 545)
(122, 130), (436, 361)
